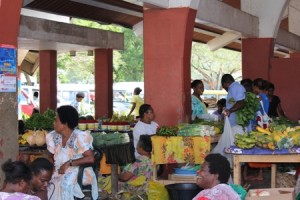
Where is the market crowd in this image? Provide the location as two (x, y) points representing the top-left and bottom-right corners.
(2, 75), (287, 200)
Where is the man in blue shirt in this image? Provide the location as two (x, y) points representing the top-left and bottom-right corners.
(221, 74), (245, 126)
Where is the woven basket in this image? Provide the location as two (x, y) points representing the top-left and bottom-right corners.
(276, 172), (296, 188)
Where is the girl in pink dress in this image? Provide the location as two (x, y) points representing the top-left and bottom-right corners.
(0, 160), (40, 200)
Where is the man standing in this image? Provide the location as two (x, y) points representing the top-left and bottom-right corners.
(70, 92), (91, 116)
(221, 74), (245, 126)
(133, 104), (158, 158)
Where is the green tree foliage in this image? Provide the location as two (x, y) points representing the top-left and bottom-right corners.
(56, 19), (241, 86)
(115, 29), (144, 82)
(56, 19), (143, 83)
(191, 43), (242, 90)
(57, 51), (94, 84)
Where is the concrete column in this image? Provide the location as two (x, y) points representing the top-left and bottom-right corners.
(0, 0), (22, 185)
(143, 7), (196, 125)
(242, 38), (274, 80)
(94, 49), (113, 119)
(39, 51), (57, 113)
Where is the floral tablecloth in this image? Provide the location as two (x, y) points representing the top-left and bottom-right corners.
(151, 136), (211, 164)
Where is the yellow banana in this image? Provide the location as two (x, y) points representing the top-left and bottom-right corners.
(256, 126), (271, 135)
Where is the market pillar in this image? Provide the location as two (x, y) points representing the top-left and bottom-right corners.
(94, 49), (113, 119)
(242, 38), (274, 80)
(39, 51), (57, 113)
(0, 0), (22, 185)
(143, 7), (196, 125)
(270, 57), (300, 121)
(289, 52), (300, 58)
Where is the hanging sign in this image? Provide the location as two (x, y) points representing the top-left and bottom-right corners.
(0, 44), (17, 92)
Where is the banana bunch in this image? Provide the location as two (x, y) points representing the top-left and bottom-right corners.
(235, 133), (256, 149)
(288, 131), (300, 146)
(256, 125), (300, 150)
(254, 132), (275, 150)
(18, 134), (27, 145)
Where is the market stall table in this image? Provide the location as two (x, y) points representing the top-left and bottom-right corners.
(151, 136), (211, 184)
(225, 146), (300, 188)
(19, 145), (50, 163)
(92, 130), (134, 195)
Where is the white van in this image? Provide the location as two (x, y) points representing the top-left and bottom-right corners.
(57, 84), (93, 106)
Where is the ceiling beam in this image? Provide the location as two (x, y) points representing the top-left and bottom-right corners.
(196, 0), (259, 37)
(196, 0), (300, 52)
(70, 0), (143, 18)
(207, 31), (241, 51)
(277, 29), (300, 52)
(18, 16), (124, 51)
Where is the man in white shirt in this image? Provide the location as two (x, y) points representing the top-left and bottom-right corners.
(133, 104), (158, 158)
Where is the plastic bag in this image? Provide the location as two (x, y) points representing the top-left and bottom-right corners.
(257, 101), (271, 128)
(98, 175), (112, 194)
(148, 180), (169, 200)
(211, 116), (234, 167)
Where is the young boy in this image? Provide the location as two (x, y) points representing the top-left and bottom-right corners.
(213, 98), (226, 121)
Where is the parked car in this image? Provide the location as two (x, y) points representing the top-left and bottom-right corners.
(19, 89), (38, 118)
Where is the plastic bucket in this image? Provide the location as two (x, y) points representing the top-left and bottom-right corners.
(165, 183), (202, 200)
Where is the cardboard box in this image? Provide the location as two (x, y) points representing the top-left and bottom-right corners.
(246, 188), (295, 200)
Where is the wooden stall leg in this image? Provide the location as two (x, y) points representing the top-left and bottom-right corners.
(271, 164), (276, 188)
(111, 164), (118, 195)
(233, 155), (241, 185)
(152, 164), (157, 181)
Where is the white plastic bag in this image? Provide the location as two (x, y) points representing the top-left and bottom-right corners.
(211, 116), (234, 167)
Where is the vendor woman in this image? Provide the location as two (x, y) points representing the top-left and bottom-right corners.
(191, 80), (207, 120)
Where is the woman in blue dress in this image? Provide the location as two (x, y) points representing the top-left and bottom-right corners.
(191, 80), (207, 120)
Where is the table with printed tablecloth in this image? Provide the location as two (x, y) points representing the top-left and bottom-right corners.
(151, 136), (211, 182)
(225, 146), (300, 188)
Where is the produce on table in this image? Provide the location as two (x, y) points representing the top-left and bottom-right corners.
(24, 108), (56, 130)
(156, 126), (178, 136)
(20, 130), (47, 146)
(191, 119), (224, 134)
(92, 131), (130, 147)
(18, 135), (27, 145)
(236, 92), (260, 127)
(235, 132), (256, 149)
(177, 124), (216, 136)
(234, 123), (300, 150)
(109, 113), (135, 123)
(156, 124), (218, 137)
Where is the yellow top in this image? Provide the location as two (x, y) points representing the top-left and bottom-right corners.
(131, 95), (144, 116)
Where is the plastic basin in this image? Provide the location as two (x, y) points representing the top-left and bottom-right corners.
(174, 168), (197, 175)
(165, 183), (202, 200)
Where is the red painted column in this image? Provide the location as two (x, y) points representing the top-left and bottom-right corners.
(270, 57), (300, 121)
(0, 0), (22, 185)
(289, 52), (300, 58)
(94, 49), (113, 119)
(0, 1), (22, 45)
(242, 38), (274, 80)
(39, 51), (57, 113)
(143, 8), (196, 126)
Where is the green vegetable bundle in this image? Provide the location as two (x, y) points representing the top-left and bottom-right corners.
(24, 108), (56, 130)
(92, 132), (130, 147)
(236, 92), (260, 127)
(191, 119), (224, 133)
(156, 126), (178, 136)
